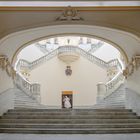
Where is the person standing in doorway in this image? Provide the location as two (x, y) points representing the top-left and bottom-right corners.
(63, 96), (71, 108)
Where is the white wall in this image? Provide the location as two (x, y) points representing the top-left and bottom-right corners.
(29, 56), (107, 107)
(0, 69), (13, 93)
(125, 88), (140, 116)
(126, 69), (140, 95)
(0, 88), (15, 116)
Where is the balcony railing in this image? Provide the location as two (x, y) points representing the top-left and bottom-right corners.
(16, 46), (123, 70)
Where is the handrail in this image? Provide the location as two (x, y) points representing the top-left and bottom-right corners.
(14, 73), (41, 102)
(16, 46), (122, 70)
(105, 72), (125, 97)
(97, 72), (125, 102)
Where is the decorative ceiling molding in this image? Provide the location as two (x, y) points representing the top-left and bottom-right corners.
(56, 6), (83, 21)
(0, 6), (140, 11)
(0, 1), (140, 7)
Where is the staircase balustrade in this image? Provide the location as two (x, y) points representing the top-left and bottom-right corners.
(14, 73), (41, 103)
(97, 72), (125, 102)
(16, 46), (122, 70)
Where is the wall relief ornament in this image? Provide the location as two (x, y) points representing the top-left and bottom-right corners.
(123, 55), (140, 79)
(0, 55), (16, 79)
(65, 66), (72, 76)
(56, 6), (83, 21)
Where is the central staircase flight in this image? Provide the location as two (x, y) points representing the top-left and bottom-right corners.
(0, 108), (140, 134)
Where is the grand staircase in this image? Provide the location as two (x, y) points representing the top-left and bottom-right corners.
(0, 108), (140, 134)
(14, 89), (41, 109)
(94, 84), (125, 109)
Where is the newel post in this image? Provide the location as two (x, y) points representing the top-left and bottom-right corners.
(97, 83), (106, 103)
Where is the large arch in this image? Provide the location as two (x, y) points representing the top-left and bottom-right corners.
(12, 33), (128, 67)
(0, 24), (140, 64)
(0, 24), (140, 94)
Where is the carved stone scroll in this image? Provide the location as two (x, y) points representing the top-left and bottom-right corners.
(0, 55), (16, 79)
(123, 55), (140, 79)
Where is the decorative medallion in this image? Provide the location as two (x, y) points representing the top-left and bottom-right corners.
(56, 6), (83, 21)
(65, 66), (72, 76)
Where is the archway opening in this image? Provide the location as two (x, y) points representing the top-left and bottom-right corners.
(14, 35), (126, 108)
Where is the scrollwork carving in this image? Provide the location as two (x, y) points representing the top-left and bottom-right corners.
(56, 6), (83, 21)
(0, 55), (16, 79)
(123, 55), (140, 78)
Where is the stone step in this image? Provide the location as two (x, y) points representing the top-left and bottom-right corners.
(5, 112), (135, 116)
(93, 104), (125, 108)
(1, 123), (140, 129)
(1, 108), (140, 134)
(1, 127), (140, 134)
(15, 99), (38, 102)
(8, 109), (132, 112)
(14, 103), (40, 106)
(1, 119), (140, 124)
(14, 106), (47, 110)
(14, 105), (42, 108)
(14, 90), (41, 108)
(94, 84), (126, 109)
(2, 115), (138, 119)
(15, 102), (39, 105)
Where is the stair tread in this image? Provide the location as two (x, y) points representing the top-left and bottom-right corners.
(1, 108), (140, 134)
(1, 127), (140, 130)
(1, 123), (140, 126)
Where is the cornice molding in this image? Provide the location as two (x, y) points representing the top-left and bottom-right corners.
(0, 6), (140, 11)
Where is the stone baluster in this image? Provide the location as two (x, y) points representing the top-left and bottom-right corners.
(15, 73), (41, 103)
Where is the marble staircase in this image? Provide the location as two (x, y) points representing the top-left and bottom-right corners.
(14, 89), (43, 109)
(0, 109), (140, 134)
(94, 84), (125, 109)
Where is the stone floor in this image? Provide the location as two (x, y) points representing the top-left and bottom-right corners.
(0, 134), (140, 140)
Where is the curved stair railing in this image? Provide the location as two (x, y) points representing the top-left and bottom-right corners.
(16, 46), (122, 70)
(97, 72), (125, 102)
(14, 73), (41, 103)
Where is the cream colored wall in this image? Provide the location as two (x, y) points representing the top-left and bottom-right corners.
(126, 69), (140, 94)
(29, 56), (107, 107)
(0, 70), (13, 94)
